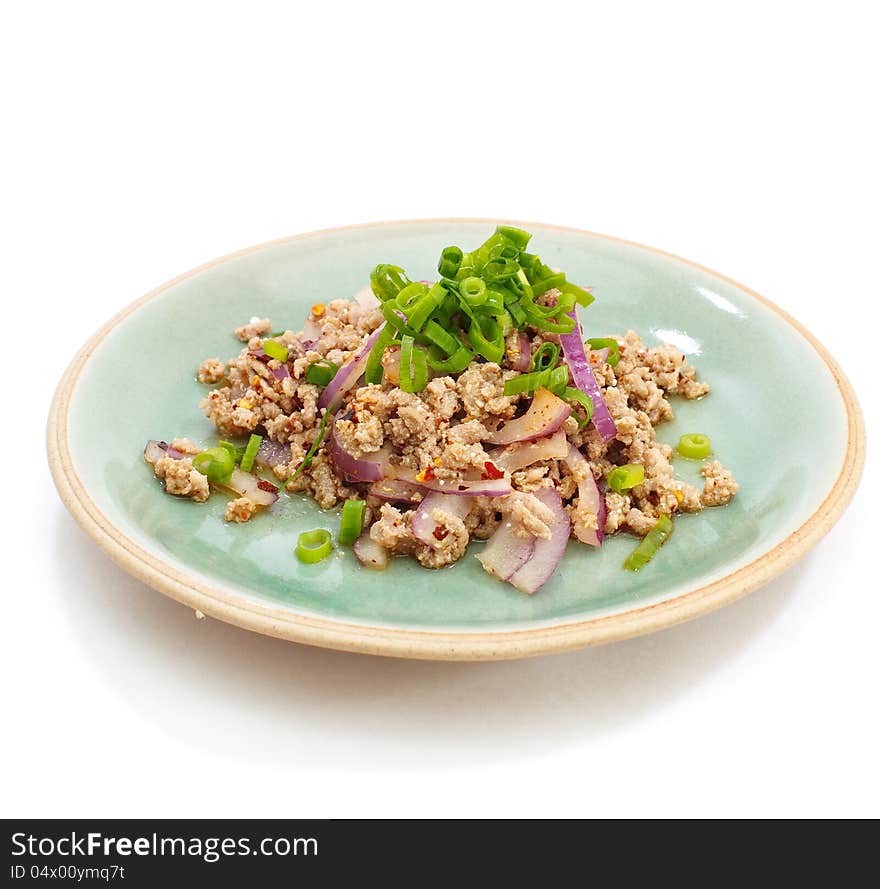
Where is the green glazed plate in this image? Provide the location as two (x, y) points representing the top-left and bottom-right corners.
(47, 220), (865, 660)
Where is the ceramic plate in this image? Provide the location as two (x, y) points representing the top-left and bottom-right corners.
(47, 220), (864, 660)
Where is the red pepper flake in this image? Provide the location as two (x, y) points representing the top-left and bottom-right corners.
(482, 461), (504, 480)
(432, 526), (449, 541)
(257, 479), (279, 493)
(415, 466), (436, 483)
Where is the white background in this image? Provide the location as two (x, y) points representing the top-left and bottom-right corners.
(3, 2), (877, 818)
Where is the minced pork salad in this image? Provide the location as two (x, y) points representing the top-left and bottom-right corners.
(145, 226), (737, 593)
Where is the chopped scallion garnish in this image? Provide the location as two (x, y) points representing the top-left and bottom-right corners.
(677, 433), (712, 460)
(240, 433), (262, 472)
(624, 515), (673, 571)
(305, 359), (339, 387)
(564, 387), (594, 427)
(192, 447), (235, 484)
(217, 440), (241, 464)
(364, 325), (397, 385)
(399, 335), (429, 393)
(607, 463), (645, 493)
(338, 498), (366, 546)
(438, 246), (463, 279)
(296, 529), (333, 564)
(262, 340), (288, 362)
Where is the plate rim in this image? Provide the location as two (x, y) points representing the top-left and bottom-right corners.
(46, 218), (866, 660)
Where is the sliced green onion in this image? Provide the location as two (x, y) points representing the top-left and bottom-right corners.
(426, 343), (473, 374)
(262, 340), (289, 362)
(624, 515), (673, 571)
(296, 528), (333, 564)
(527, 258), (556, 283)
(564, 387), (594, 427)
(470, 232), (508, 269)
(545, 364), (569, 394)
(287, 410), (331, 484)
(406, 283), (446, 330)
(434, 290), (460, 327)
(482, 256), (519, 283)
(677, 433), (712, 460)
(522, 288), (575, 318)
(358, 227), (601, 389)
(305, 358), (339, 387)
(192, 446), (235, 483)
(466, 315), (504, 364)
(217, 440), (241, 464)
(607, 463), (645, 493)
(497, 309), (513, 336)
(495, 225), (531, 250)
(364, 325), (397, 385)
(424, 320), (460, 355)
(505, 298), (526, 326)
(394, 281), (428, 311)
(503, 370), (547, 395)
(240, 433), (262, 472)
(518, 251), (539, 273)
(454, 252), (478, 280)
(586, 337), (620, 367)
(481, 289), (506, 315)
(370, 264), (411, 302)
(532, 342), (560, 372)
(552, 290), (577, 314)
(523, 305), (576, 334)
(338, 498), (366, 546)
(438, 246), (463, 278)
(514, 268), (535, 305)
(380, 302), (428, 342)
(489, 241), (519, 261)
(459, 276), (488, 307)
(532, 272), (567, 296)
(399, 335), (429, 393)
(562, 282), (594, 307)
(270, 330), (287, 338)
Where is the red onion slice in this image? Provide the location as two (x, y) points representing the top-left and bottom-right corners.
(411, 493), (473, 549)
(144, 440), (169, 464)
(393, 468), (512, 497)
(271, 363), (290, 381)
(559, 308), (617, 443)
(563, 444), (605, 546)
(318, 323), (386, 412)
(486, 387), (572, 446)
(215, 468), (279, 507)
(301, 317), (322, 349)
(476, 517), (535, 582)
(255, 438), (291, 468)
(507, 486), (570, 595)
(328, 422), (392, 482)
(488, 429), (569, 473)
(369, 478), (422, 503)
(512, 332), (531, 371)
(145, 440), (189, 461)
(354, 533), (389, 570)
